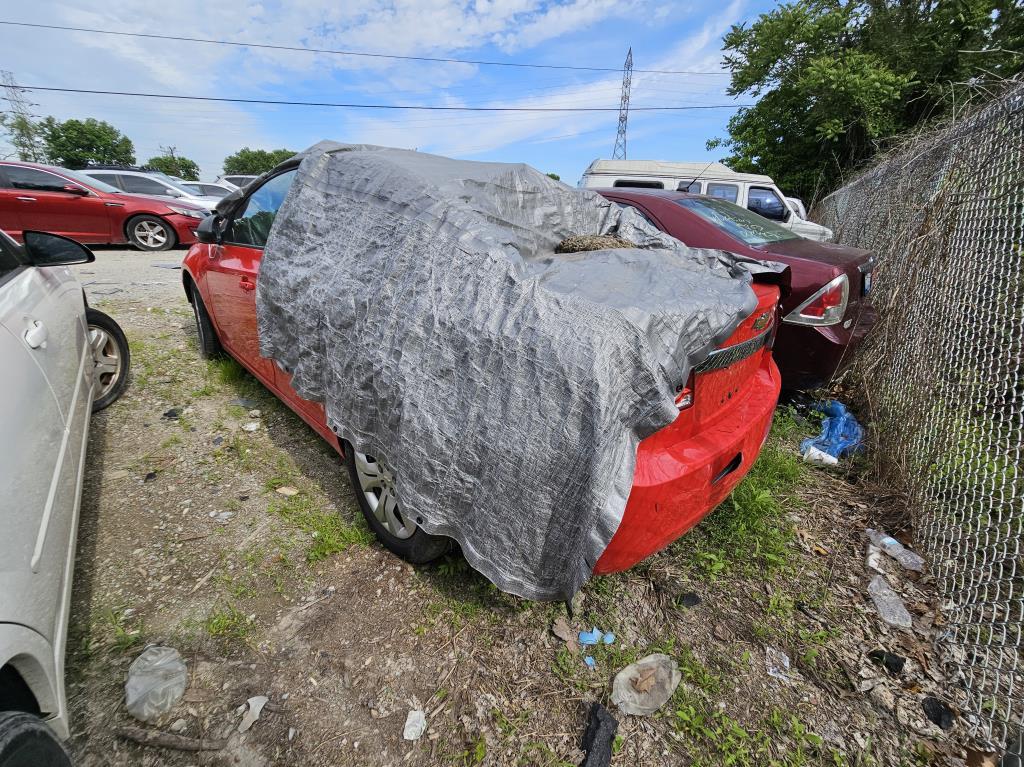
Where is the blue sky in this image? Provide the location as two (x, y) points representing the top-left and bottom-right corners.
(0, 0), (778, 182)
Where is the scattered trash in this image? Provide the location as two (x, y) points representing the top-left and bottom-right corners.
(242, 421), (260, 432)
(403, 709), (427, 740)
(765, 646), (797, 685)
(551, 616), (579, 653)
(125, 646), (188, 722)
(214, 511), (234, 523)
(676, 592), (701, 609)
(144, 471), (157, 483)
(275, 486), (299, 497)
(238, 695), (269, 733)
(865, 544), (886, 574)
(865, 529), (925, 572)
(922, 696), (955, 730)
(579, 627), (612, 646)
(610, 654), (681, 715)
(802, 445), (839, 466)
(162, 408), (181, 420)
(169, 718), (187, 733)
(288, 727), (297, 742)
(248, 409), (262, 418)
(602, 632), (616, 645)
(584, 656), (597, 670)
(867, 575), (913, 630)
(800, 400), (863, 459)
(868, 649), (906, 675)
(580, 702), (618, 767)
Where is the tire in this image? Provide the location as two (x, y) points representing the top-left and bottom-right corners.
(87, 308), (130, 412)
(188, 286), (223, 359)
(343, 443), (450, 564)
(0, 711), (71, 767)
(126, 215), (176, 251)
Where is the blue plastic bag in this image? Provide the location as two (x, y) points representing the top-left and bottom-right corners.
(800, 400), (863, 459)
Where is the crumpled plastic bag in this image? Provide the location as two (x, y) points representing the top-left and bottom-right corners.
(800, 400), (863, 458)
(124, 646), (188, 722)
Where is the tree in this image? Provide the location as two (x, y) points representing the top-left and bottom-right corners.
(546, 172), (561, 181)
(40, 117), (135, 168)
(0, 113), (46, 162)
(715, 0), (1024, 201)
(222, 147), (296, 175)
(146, 146), (200, 180)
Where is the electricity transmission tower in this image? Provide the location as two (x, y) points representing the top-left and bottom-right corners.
(612, 48), (632, 160)
(0, 71), (44, 161)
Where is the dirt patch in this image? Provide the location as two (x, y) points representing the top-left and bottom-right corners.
(64, 250), (974, 766)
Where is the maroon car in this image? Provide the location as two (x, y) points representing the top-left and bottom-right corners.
(0, 161), (207, 252)
(599, 189), (875, 389)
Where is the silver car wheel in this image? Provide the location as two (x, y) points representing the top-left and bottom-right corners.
(353, 451), (415, 540)
(89, 324), (123, 401)
(133, 220), (168, 249)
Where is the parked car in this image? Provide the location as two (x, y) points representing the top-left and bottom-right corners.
(79, 168), (220, 212)
(182, 166), (785, 576)
(786, 197), (808, 220)
(579, 159), (833, 241)
(0, 229), (129, 767)
(599, 188), (875, 389)
(214, 174), (258, 191)
(179, 182), (232, 200)
(0, 161), (207, 252)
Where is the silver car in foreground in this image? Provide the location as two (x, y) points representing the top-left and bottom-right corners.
(0, 230), (129, 766)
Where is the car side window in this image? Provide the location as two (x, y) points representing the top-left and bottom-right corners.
(2, 166), (69, 193)
(121, 175), (171, 195)
(612, 179), (664, 189)
(747, 186), (789, 222)
(678, 181), (702, 193)
(706, 183), (738, 202)
(86, 173), (125, 190)
(228, 170), (298, 248)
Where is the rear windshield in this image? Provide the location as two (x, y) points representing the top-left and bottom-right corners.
(676, 197), (798, 245)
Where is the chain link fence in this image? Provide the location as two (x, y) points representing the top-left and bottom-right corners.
(816, 81), (1024, 755)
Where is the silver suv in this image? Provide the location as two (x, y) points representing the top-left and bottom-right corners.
(81, 169), (220, 212)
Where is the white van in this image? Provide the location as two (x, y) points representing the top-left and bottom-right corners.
(579, 159), (832, 241)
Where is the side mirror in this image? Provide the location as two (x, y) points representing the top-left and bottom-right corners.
(62, 184), (89, 196)
(196, 214), (225, 245)
(751, 204), (789, 223)
(22, 231), (95, 266)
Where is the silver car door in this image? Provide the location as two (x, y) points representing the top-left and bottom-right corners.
(0, 258), (91, 643)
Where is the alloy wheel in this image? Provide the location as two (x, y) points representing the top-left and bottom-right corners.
(353, 451), (415, 539)
(134, 220), (168, 249)
(89, 324), (123, 401)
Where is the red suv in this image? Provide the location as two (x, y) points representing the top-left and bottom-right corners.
(182, 166), (784, 577)
(599, 189), (875, 389)
(0, 161), (207, 251)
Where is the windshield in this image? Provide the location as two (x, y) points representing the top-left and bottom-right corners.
(145, 171), (196, 196)
(676, 197), (799, 246)
(61, 168), (121, 194)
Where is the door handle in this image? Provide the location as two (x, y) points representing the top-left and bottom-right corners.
(16, 196), (36, 202)
(239, 277), (256, 292)
(24, 320), (48, 349)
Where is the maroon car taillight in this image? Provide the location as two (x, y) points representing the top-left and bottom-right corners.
(784, 273), (849, 326)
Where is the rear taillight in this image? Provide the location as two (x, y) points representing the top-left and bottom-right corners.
(784, 273), (849, 326)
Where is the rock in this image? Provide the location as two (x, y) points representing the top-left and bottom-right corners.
(610, 654), (681, 716)
(242, 422), (260, 432)
(214, 511), (234, 523)
(144, 472), (157, 483)
(868, 649), (906, 675)
(212, 436), (224, 446)
(676, 592), (701, 609)
(275, 486), (299, 497)
(288, 727), (297, 742)
(169, 718), (187, 733)
(238, 695), (269, 733)
(868, 683), (896, 712)
(125, 646), (188, 722)
(403, 709), (427, 740)
(248, 409), (262, 418)
(162, 408), (181, 420)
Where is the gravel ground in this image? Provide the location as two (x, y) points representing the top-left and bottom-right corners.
(63, 247), (978, 766)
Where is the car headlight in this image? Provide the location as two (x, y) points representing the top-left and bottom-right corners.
(168, 205), (206, 220)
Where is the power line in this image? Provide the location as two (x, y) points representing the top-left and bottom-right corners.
(0, 21), (731, 76)
(19, 85), (749, 112)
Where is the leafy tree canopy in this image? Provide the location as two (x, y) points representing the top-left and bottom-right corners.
(222, 147), (296, 175)
(40, 117), (135, 169)
(716, 0), (1024, 201)
(146, 146), (200, 181)
(0, 113), (46, 162)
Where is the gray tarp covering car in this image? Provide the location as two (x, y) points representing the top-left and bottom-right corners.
(249, 142), (781, 600)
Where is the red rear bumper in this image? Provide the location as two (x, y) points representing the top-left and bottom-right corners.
(594, 353), (781, 574)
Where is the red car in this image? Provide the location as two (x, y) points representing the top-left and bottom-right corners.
(182, 167), (783, 577)
(0, 161), (207, 252)
(599, 189), (875, 389)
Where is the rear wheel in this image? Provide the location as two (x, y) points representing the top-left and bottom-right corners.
(87, 308), (130, 412)
(344, 444), (450, 564)
(189, 286), (223, 359)
(126, 215), (175, 251)
(0, 712), (71, 767)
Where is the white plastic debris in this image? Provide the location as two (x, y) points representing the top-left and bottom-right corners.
(802, 446), (838, 466)
(238, 695), (269, 733)
(124, 646), (188, 722)
(242, 422), (260, 432)
(765, 646), (797, 684)
(865, 529), (925, 572)
(610, 653), (681, 715)
(868, 575), (913, 629)
(865, 544), (886, 574)
(403, 709), (427, 740)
